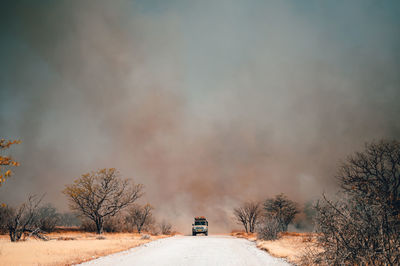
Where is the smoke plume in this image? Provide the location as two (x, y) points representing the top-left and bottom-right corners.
(1, 0), (399, 233)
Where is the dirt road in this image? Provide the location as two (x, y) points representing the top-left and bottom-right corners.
(80, 235), (290, 266)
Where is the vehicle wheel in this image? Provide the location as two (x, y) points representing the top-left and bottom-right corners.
(192, 232), (196, 236)
(205, 232), (208, 236)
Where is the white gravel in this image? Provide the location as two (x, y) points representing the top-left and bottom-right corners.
(79, 235), (290, 266)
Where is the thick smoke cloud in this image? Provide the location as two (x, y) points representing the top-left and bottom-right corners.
(1, 0), (399, 233)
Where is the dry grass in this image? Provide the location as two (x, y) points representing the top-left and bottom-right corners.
(0, 229), (170, 266)
(230, 231), (257, 241)
(230, 230), (323, 265)
(256, 232), (323, 265)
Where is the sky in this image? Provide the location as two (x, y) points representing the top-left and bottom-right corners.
(1, 0), (400, 233)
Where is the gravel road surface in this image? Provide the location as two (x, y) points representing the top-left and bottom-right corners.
(79, 235), (290, 266)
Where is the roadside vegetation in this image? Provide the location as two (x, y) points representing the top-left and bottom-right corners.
(0, 147), (176, 265)
(307, 140), (400, 265)
(2, 135), (399, 265)
(63, 168), (144, 234)
(0, 229), (170, 265)
(0, 143), (176, 265)
(1, 165), (175, 241)
(233, 139), (400, 265)
(233, 193), (299, 240)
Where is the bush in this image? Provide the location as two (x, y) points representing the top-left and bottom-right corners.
(256, 217), (280, 240)
(0, 205), (12, 234)
(3, 195), (48, 241)
(141, 234), (150, 239)
(126, 204), (154, 234)
(159, 220), (172, 235)
(37, 204), (60, 232)
(57, 213), (81, 227)
(312, 140), (400, 265)
(80, 219), (96, 232)
(103, 215), (129, 233)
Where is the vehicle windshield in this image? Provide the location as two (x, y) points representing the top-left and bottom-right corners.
(195, 221), (206, 225)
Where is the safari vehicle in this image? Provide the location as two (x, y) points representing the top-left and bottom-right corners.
(192, 216), (208, 236)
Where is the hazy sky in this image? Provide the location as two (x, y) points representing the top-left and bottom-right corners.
(1, 0), (399, 232)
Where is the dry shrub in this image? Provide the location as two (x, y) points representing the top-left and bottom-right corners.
(140, 234), (150, 240)
(0, 205), (11, 234)
(159, 220), (172, 235)
(80, 214), (133, 233)
(256, 217), (280, 240)
(57, 213), (81, 227)
(37, 204), (60, 233)
(126, 204), (154, 234)
(3, 195), (49, 241)
(312, 195), (399, 265)
(297, 245), (326, 266)
(80, 220), (96, 232)
(103, 216), (127, 233)
(308, 140), (400, 265)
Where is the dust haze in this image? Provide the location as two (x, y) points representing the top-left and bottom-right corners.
(1, 0), (399, 233)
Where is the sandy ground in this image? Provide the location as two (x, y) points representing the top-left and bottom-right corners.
(80, 235), (290, 266)
(0, 231), (168, 266)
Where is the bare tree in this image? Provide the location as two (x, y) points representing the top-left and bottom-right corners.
(63, 168), (143, 234)
(127, 203), (154, 234)
(263, 193), (298, 232)
(233, 201), (261, 233)
(312, 140), (400, 265)
(338, 140), (400, 219)
(4, 195), (48, 242)
(234, 205), (248, 233)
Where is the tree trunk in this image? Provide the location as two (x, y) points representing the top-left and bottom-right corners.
(95, 217), (103, 234)
(9, 228), (22, 242)
(9, 229), (16, 242)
